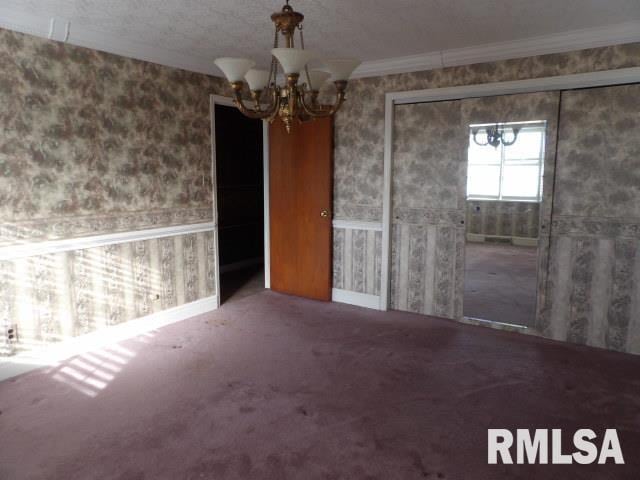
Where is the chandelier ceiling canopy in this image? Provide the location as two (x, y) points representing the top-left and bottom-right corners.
(214, 1), (360, 132)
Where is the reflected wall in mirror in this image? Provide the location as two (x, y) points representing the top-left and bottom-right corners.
(463, 121), (546, 327)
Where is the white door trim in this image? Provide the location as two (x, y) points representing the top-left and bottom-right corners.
(210, 95), (270, 298)
(389, 66), (640, 105)
(380, 66), (640, 311)
(262, 121), (271, 289)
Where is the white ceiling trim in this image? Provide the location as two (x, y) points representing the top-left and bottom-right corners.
(352, 20), (640, 78)
(0, 7), (639, 80)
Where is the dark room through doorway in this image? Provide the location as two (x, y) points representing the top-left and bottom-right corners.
(214, 104), (265, 304)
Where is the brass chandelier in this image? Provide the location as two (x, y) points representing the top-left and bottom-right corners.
(214, 1), (360, 132)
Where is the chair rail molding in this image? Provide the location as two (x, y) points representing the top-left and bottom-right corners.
(0, 222), (215, 261)
(332, 220), (383, 231)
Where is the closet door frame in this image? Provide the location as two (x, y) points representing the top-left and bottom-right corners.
(210, 95), (271, 308)
(380, 67), (640, 331)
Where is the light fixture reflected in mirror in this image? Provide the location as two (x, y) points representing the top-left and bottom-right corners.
(472, 124), (520, 148)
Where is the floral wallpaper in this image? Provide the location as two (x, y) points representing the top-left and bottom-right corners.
(0, 28), (228, 244)
(0, 28), (225, 355)
(554, 84), (640, 219)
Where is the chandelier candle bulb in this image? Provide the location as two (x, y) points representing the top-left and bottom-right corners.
(213, 58), (255, 82)
(245, 69), (271, 92)
(323, 58), (362, 81)
(271, 48), (316, 75)
(304, 70), (331, 91)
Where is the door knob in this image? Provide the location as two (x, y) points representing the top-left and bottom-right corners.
(320, 209), (329, 218)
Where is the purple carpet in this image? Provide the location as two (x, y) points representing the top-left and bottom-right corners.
(1, 291), (639, 479)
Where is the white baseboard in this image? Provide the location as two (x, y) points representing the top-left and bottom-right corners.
(0, 295), (218, 382)
(512, 237), (538, 247)
(219, 257), (264, 274)
(466, 233), (538, 247)
(332, 288), (381, 310)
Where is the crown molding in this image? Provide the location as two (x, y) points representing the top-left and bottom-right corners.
(0, 8), (638, 80)
(353, 51), (444, 78)
(351, 20), (640, 78)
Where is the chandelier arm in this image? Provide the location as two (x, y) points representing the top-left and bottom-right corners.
(472, 128), (489, 147)
(299, 82), (347, 117)
(501, 127), (521, 146)
(231, 85), (280, 120)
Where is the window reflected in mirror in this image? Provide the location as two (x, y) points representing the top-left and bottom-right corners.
(463, 121), (546, 327)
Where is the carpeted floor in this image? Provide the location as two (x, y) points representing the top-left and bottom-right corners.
(1, 291), (639, 479)
(220, 265), (265, 304)
(464, 242), (538, 327)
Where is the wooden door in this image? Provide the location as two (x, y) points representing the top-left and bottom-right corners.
(269, 117), (333, 301)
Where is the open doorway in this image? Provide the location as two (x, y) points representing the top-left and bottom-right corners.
(213, 102), (266, 304)
(463, 121), (546, 327)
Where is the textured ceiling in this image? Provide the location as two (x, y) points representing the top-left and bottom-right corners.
(2, 0), (640, 75)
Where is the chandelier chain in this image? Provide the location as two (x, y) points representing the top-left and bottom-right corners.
(299, 25), (313, 91)
(267, 24), (279, 93)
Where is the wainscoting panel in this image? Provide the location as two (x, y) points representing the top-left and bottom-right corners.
(389, 215), (465, 319)
(332, 224), (382, 297)
(0, 229), (216, 356)
(466, 200), (540, 239)
(544, 222), (640, 353)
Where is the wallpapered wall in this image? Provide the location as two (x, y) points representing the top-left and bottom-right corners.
(331, 44), (640, 300)
(0, 28), (228, 244)
(391, 99), (465, 319)
(331, 42), (640, 354)
(544, 84), (640, 353)
(466, 201), (540, 239)
(0, 29), (227, 354)
(333, 228), (381, 296)
(2, 27), (640, 356)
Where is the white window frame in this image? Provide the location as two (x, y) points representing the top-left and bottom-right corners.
(466, 121), (546, 203)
